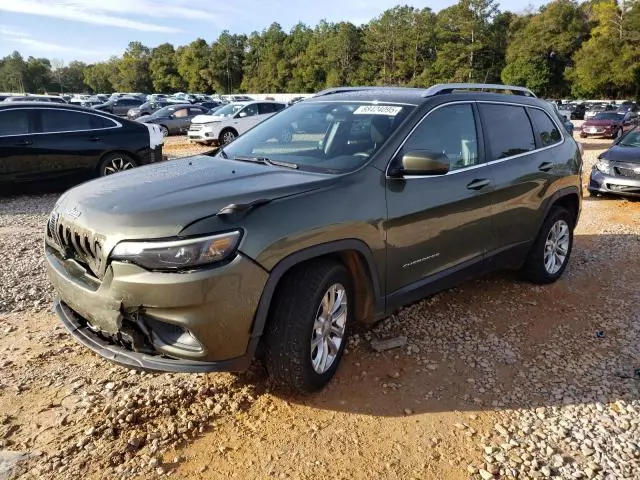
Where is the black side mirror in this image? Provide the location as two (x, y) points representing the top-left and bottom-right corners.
(390, 150), (450, 177)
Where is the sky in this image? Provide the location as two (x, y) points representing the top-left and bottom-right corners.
(0, 0), (545, 63)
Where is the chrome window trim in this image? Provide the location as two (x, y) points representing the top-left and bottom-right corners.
(0, 106), (122, 138)
(386, 100), (565, 179)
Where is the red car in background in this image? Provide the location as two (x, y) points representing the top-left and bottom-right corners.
(580, 111), (637, 139)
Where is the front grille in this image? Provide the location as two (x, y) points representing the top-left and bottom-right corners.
(614, 163), (640, 179)
(189, 124), (203, 132)
(47, 213), (104, 278)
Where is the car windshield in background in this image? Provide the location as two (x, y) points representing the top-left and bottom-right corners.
(219, 101), (415, 173)
(619, 129), (640, 147)
(594, 112), (624, 120)
(213, 103), (245, 117)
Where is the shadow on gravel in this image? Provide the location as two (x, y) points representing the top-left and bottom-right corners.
(579, 140), (614, 151)
(278, 232), (640, 417)
(1, 180), (74, 198)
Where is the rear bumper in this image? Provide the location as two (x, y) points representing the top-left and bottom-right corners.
(55, 300), (254, 373)
(588, 169), (640, 197)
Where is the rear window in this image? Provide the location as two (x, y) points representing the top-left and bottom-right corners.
(479, 104), (536, 159)
(529, 108), (562, 147)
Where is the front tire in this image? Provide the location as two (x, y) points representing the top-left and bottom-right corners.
(219, 128), (237, 145)
(265, 261), (352, 393)
(520, 207), (574, 284)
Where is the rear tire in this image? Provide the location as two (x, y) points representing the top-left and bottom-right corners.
(265, 261), (352, 393)
(159, 125), (169, 137)
(98, 152), (137, 176)
(520, 207), (574, 284)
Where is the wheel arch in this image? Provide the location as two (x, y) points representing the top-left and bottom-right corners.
(250, 239), (384, 341)
(546, 187), (581, 228)
(219, 126), (238, 140)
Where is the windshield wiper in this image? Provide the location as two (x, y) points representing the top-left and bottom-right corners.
(233, 155), (298, 170)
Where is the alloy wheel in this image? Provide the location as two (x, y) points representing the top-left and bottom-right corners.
(222, 131), (236, 144)
(310, 283), (348, 374)
(103, 157), (134, 175)
(544, 219), (570, 275)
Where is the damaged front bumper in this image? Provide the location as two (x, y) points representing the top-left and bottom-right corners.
(588, 168), (640, 198)
(45, 245), (269, 371)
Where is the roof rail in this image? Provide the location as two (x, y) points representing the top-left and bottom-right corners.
(423, 83), (537, 98)
(313, 86), (377, 97)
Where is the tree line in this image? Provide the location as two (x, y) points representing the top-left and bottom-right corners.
(1, 0), (639, 99)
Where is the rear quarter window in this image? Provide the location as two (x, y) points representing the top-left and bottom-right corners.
(529, 108), (562, 147)
(479, 104), (536, 159)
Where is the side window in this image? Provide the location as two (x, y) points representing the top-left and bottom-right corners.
(529, 108), (561, 147)
(89, 115), (118, 129)
(258, 103), (275, 114)
(173, 108), (189, 118)
(0, 110), (31, 135)
(479, 104), (535, 159)
(402, 103), (479, 170)
(239, 104), (259, 117)
(189, 107), (206, 116)
(40, 109), (94, 133)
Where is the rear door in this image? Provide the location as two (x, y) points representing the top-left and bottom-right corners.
(32, 108), (119, 178)
(481, 102), (561, 257)
(0, 108), (38, 182)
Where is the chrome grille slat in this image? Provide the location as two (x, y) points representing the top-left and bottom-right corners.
(613, 162), (640, 179)
(47, 212), (104, 279)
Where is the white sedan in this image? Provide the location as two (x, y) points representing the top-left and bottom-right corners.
(188, 101), (286, 145)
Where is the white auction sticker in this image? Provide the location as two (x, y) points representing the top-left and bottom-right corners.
(354, 105), (403, 116)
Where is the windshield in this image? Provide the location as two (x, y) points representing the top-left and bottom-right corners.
(219, 101), (415, 173)
(213, 103), (245, 118)
(619, 129), (640, 147)
(151, 105), (187, 117)
(594, 112), (623, 121)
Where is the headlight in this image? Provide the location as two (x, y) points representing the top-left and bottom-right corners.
(595, 159), (613, 175)
(110, 231), (241, 271)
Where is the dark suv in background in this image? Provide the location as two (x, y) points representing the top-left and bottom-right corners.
(94, 97), (144, 116)
(45, 83), (582, 393)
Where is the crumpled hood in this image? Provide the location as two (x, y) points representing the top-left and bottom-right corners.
(192, 114), (225, 124)
(600, 145), (640, 164)
(53, 156), (332, 241)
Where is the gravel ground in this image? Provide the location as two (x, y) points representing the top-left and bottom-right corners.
(1, 129), (639, 479)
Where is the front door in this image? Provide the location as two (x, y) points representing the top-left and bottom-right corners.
(385, 102), (494, 296)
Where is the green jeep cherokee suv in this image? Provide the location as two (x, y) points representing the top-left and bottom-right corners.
(45, 84), (582, 393)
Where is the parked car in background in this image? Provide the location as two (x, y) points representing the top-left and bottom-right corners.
(4, 95), (67, 103)
(588, 126), (640, 197)
(141, 104), (210, 136)
(69, 95), (91, 105)
(94, 97), (145, 116)
(222, 95), (254, 103)
(195, 100), (222, 111)
(560, 115), (574, 135)
(617, 103), (639, 121)
(45, 83), (582, 393)
(188, 101), (286, 145)
(0, 102), (164, 184)
(562, 103), (586, 120)
(127, 101), (170, 120)
(580, 111), (636, 139)
(584, 104), (615, 119)
(288, 96), (306, 106)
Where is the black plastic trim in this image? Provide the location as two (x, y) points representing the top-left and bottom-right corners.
(248, 239), (383, 340)
(55, 300), (253, 373)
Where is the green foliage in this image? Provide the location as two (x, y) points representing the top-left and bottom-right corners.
(4, 0), (640, 98)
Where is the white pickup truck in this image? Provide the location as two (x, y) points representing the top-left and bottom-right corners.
(188, 101), (286, 145)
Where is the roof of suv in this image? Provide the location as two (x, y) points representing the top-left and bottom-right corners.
(305, 84), (539, 107)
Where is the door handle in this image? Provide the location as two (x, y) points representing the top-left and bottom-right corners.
(466, 178), (491, 190)
(14, 139), (32, 146)
(89, 136), (102, 142)
(538, 162), (554, 172)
